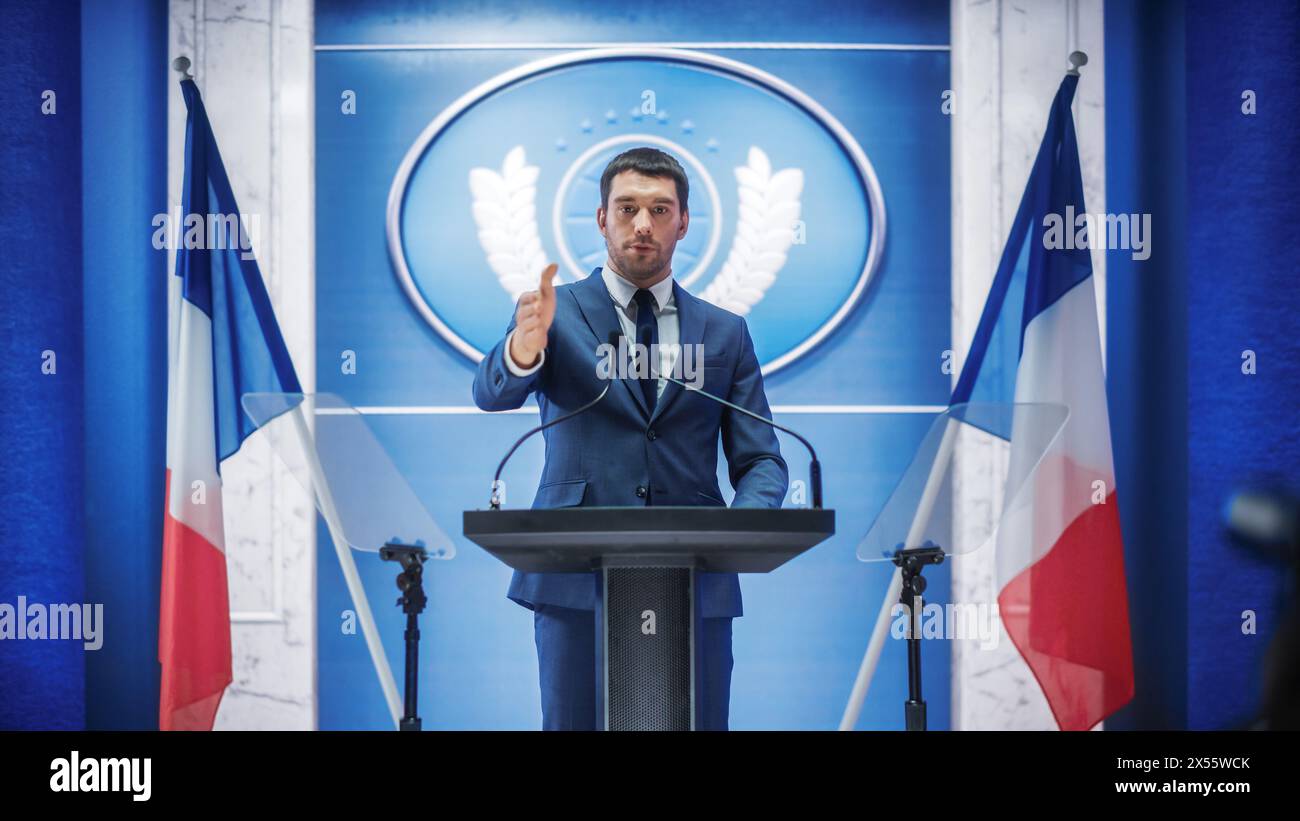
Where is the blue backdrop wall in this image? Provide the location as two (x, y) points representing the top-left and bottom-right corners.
(0, 0), (167, 731)
(1181, 0), (1299, 730)
(1105, 0), (1300, 730)
(1104, 0), (1190, 732)
(0, 0), (87, 731)
(312, 0), (953, 730)
(80, 0), (169, 731)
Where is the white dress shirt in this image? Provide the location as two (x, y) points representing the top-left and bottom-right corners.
(504, 260), (679, 399)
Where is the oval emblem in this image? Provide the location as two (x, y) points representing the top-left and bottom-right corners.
(387, 48), (885, 374)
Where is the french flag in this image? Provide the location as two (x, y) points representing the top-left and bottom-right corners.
(953, 73), (1135, 730)
(159, 79), (301, 731)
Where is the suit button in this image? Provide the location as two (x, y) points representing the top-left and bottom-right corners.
(646, 429), (657, 441)
(635, 485), (647, 498)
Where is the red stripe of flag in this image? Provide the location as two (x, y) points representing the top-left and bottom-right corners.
(158, 469), (231, 731)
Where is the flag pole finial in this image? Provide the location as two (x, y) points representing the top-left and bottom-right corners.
(1067, 51), (1088, 76)
(172, 56), (193, 80)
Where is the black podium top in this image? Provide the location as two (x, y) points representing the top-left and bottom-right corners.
(463, 507), (835, 573)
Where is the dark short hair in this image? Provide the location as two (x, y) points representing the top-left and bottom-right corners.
(599, 147), (689, 213)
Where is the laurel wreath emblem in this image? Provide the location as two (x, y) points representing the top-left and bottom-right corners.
(469, 146), (803, 314)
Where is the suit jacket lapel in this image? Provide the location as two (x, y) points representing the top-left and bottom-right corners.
(571, 267), (651, 419)
(649, 280), (706, 425)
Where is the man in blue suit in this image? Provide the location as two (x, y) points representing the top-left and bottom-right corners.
(472, 147), (788, 730)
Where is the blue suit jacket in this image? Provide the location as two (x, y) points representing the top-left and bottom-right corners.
(472, 268), (788, 618)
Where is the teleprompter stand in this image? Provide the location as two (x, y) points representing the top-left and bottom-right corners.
(849, 402), (1070, 731)
(894, 544), (945, 731)
(241, 392), (456, 731)
(380, 542), (429, 732)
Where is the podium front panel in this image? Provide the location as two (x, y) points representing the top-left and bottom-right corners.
(604, 567), (693, 731)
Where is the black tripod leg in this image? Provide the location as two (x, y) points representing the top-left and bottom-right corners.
(893, 547), (943, 731)
(401, 611), (421, 731)
(902, 581), (928, 731)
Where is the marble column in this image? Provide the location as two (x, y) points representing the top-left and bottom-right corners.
(949, 0), (1107, 730)
(168, 0), (317, 729)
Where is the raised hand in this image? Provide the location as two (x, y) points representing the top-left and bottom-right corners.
(508, 263), (558, 369)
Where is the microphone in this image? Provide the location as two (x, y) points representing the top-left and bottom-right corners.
(641, 328), (823, 508)
(1224, 488), (1300, 562)
(490, 330), (621, 509)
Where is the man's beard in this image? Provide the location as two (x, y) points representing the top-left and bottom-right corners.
(608, 241), (669, 282)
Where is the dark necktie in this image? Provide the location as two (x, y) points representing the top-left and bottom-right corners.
(632, 288), (658, 414)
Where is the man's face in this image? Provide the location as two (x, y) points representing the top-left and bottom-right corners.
(597, 170), (689, 284)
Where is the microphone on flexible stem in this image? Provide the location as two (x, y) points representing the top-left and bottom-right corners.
(642, 328), (824, 509)
(490, 330), (622, 509)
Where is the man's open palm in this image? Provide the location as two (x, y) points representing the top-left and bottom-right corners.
(509, 263), (558, 369)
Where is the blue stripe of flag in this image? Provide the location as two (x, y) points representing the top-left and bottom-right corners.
(950, 74), (1095, 438)
(175, 79), (302, 466)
